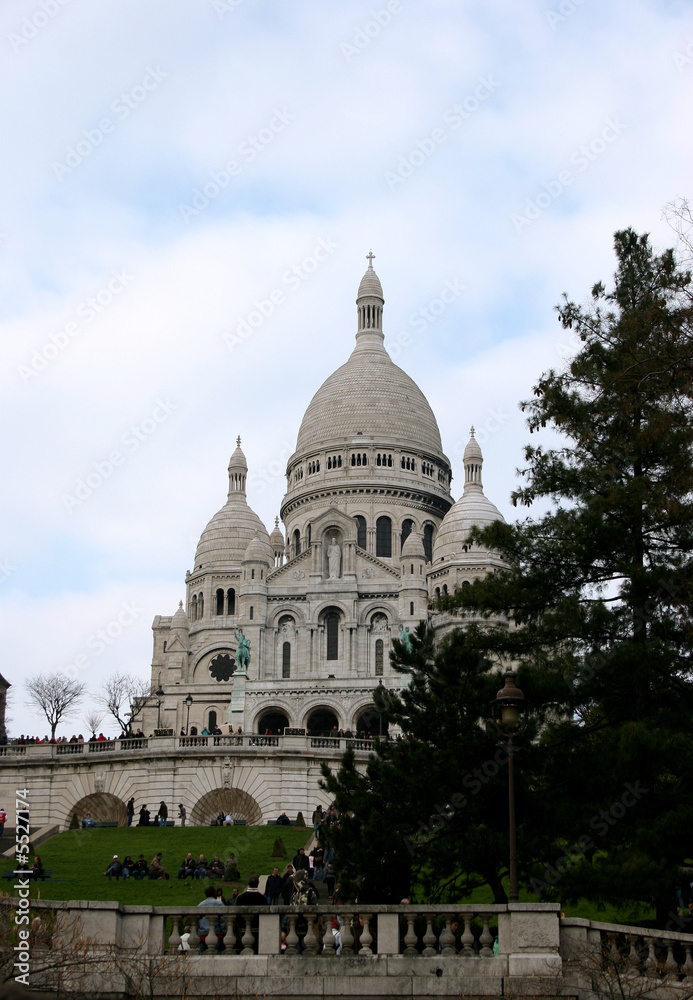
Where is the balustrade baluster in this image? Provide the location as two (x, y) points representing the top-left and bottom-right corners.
(403, 915), (418, 955)
(460, 916), (474, 958)
(479, 916), (493, 957)
(167, 916), (181, 954)
(643, 938), (657, 976)
(359, 914), (373, 956)
(321, 916), (335, 955)
(188, 920), (200, 950)
(439, 918), (456, 957)
(303, 916), (319, 954)
(341, 917), (355, 954)
(422, 917), (436, 956)
(206, 918), (219, 952)
(627, 934), (640, 971)
(286, 915), (300, 955)
(663, 939), (678, 975)
(682, 944), (693, 979)
(224, 915), (236, 953)
(241, 916), (256, 955)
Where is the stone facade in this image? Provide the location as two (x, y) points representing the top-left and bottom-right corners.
(142, 258), (506, 748)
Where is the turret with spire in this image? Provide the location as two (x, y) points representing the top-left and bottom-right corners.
(228, 436), (247, 497)
(463, 427), (483, 493)
(355, 250), (385, 351)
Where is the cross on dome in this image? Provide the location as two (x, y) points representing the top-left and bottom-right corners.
(366, 249), (376, 267)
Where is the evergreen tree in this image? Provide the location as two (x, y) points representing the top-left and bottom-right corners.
(453, 229), (693, 923)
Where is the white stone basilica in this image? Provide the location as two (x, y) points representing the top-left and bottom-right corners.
(140, 257), (506, 742)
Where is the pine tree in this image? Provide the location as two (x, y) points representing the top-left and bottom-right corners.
(454, 228), (693, 923)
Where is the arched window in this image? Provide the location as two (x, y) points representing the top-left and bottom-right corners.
(376, 516), (392, 558)
(208, 710), (217, 731)
(401, 518), (414, 548)
(191, 594), (197, 620)
(293, 529), (301, 556)
(198, 593), (204, 619)
(410, 601), (414, 615)
(227, 588), (235, 615)
(354, 515), (367, 549)
(375, 639), (384, 676)
(249, 606), (254, 620)
(282, 642), (291, 678)
(215, 589), (224, 616)
(326, 612), (339, 660)
(423, 524), (434, 563)
(435, 587), (441, 598)
(443, 584), (448, 595)
(251, 568), (255, 580)
(307, 523), (311, 547)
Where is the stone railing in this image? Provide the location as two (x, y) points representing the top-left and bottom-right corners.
(561, 916), (693, 979)
(0, 733), (379, 760)
(15, 901), (693, 1000)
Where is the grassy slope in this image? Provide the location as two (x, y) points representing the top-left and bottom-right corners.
(6, 826), (310, 905)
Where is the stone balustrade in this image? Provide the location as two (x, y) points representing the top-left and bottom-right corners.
(0, 732), (380, 760)
(561, 916), (693, 979)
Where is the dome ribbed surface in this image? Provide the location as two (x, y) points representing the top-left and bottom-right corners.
(195, 498), (272, 571)
(357, 266), (384, 300)
(243, 533), (270, 564)
(171, 602), (189, 630)
(401, 531), (425, 558)
(433, 491), (505, 564)
(295, 349), (444, 456)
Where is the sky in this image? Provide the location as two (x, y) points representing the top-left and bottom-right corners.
(1, 0), (692, 738)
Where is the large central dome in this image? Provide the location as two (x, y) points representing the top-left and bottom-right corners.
(296, 351), (444, 455)
(295, 257), (444, 459)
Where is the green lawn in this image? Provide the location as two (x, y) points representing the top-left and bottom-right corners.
(7, 826), (311, 905)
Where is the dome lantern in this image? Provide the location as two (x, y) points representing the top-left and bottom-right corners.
(463, 426), (483, 494)
(355, 250), (385, 352)
(228, 435), (248, 497)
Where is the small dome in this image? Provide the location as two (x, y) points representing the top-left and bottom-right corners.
(229, 435), (248, 473)
(270, 516), (284, 548)
(401, 531), (425, 559)
(433, 491), (505, 564)
(243, 533), (270, 565)
(464, 427), (483, 463)
(171, 600), (189, 630)
(357, 257), (384, 300)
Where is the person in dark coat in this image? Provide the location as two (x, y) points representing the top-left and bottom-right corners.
(126, 798), (135, 826)
(265, 867), (283, 905)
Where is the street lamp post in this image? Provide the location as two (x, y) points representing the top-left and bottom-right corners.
(156, 684), (165, 729)
(185, 693), (193, 734)
(492, 670), (526, 904)
(377, 678), (384, 738)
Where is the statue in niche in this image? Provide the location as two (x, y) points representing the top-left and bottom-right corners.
(327, 537), (342, 579)
(234, 629), (251, 672)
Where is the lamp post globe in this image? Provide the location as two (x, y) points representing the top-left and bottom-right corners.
(492, 670), (526, 904)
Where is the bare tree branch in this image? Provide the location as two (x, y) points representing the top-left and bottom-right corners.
(24, 673), (86, 740)
(98, 674), (152, 733)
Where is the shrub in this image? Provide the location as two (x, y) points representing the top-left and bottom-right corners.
(295, 812), (306, 828)
(224, 864), (240, 882)
(271, 837), (287, 858)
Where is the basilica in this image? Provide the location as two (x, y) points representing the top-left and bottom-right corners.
(140, 257), (506, 740)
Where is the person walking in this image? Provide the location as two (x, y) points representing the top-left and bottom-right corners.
(126, 798), (135, 827)
(178, 803), (186, 827)
(157, 801), (168, 827)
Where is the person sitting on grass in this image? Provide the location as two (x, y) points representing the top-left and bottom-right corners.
(194, 854), (208, 879)
(121, 855), (135, 879)
(31, 856), (45, 879)
(133, 854), (149, 880)
(149, 852), (168, 879)
(208, 855), (225, 878)
(178, 852), (195, 879)
(104, 855), (123, 880)
(81, 813), (95, 829)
